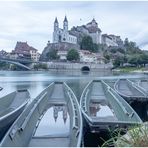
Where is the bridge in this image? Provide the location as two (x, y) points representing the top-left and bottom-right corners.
(0, 57), (35, 70)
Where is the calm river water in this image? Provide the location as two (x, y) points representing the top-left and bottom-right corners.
(0, 70), (146, 100)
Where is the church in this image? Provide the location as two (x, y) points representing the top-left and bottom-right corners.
(52, 16), (77, 44)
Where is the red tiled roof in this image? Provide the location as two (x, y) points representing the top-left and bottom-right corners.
(14, 41), (37, 53)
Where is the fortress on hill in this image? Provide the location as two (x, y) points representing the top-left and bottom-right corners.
(40, 16), (123, 61)
(52, 16), (123, 47)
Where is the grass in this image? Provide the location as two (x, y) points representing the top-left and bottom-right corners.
(101, 123), (148, 147)
(115, 67), (145, 73)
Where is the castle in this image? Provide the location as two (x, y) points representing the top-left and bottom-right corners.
(52, 16), (123, 47)
(53, 16), (77, 44)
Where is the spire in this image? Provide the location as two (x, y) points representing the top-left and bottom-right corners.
(54, 17), (58, 23)
(64, 16), (68, 22)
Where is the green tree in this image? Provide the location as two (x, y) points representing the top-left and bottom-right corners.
(34, 63), (48, 70)
(128, 54), (140, 67)
(47, 49), (59, 60)
(80, 36), (94, 52)
(103, 50), (111, 63)
(113, 56), (125, 67)
(67, 49), (80, 61)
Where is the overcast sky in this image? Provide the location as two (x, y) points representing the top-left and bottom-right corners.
(0, 1), (148, 53)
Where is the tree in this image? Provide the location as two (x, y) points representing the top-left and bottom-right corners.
(128, 54), (140, 67)
(113, 56), (125, 67)
(80, 36), (95, 52)
(67, 49), (80, 61)
(47, 49), (59, 60)
(103, 50), (111, 63)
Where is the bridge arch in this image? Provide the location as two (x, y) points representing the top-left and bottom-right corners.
(81, 66), (90, 71)
(0, 59), (31, 70)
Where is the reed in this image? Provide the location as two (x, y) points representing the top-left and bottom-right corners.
(101, 123), (148, 147)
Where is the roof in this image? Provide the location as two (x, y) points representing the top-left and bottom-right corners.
(54, 17), (58, 23)
(15, 42), (30, 51)
(64, 16), (68, 22)
(87, 26), (101, 33)
(87, 18), (98, 26)
(14, 41), (38, 53)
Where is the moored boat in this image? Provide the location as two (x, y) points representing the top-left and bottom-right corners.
(0, 89), (30, 141)
(114, 79), (147, 103)
(80, 80), (142, 132)
(0, 82), (82, 147)
(136, 79), (148, 94)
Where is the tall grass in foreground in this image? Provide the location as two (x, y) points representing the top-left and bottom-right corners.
(101, 123), (148, 147)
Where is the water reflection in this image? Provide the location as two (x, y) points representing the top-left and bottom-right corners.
(90, 102), (117, 119)
(35, 106), (70, 137)
(53, 105), (68, 123)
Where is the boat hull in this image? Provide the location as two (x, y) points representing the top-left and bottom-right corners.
(0, 90), (30, 141)
(0, 82), (82, 147)
(80, 80), (142, 133)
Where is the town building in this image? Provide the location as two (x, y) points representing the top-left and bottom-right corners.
(79, 50), (104, 64)
(70, 18), (102, 44)
(12, 41), (40, 61)
(101, 34), (118, 47)
(53, 16), (77, 44)
(57, 50), (67, 61)
(0, 50), (9, 58)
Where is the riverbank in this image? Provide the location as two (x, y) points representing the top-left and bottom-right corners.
(112, 67), (148, 73)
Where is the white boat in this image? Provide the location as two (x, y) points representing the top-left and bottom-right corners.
(0, 82), (82, 147)
(80, 80), (142, 132)
(114, 79), (147, 102)
(0, 89), (30, 141)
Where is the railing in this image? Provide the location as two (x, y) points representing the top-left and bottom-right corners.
(64, 82), (82, 147)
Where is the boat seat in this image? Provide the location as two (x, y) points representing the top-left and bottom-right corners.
(92, 115), (118, 122)
(48, 99), (67, 105)
(91, 95), (107, 103)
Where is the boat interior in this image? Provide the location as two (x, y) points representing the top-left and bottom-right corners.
(115, 79), (145, 97)
(0, 82), (82, 147)
(81, 80), (142, 124)
(0, 90), (30, 118)
(87, 81), (118, 121)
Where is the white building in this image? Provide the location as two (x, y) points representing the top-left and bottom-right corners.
(79, 50), (104, 64)
(30, 47), (40, 62)
(101, 34), (118, 47)
(86, 19), (102, 44)
(53, 16), (77, 44)
(57, 50), (67, 61)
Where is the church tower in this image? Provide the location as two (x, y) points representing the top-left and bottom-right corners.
(63, 16), (68, 31)
(53, 17), (59, 43)
(54, 17), (59, 31)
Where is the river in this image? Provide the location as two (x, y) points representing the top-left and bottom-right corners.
(0, 70), (147, 100)
(0, 70), (147, 146)
(0, 70), (146, 100)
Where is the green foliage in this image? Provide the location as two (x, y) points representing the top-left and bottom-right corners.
(47, 49), (59, 60)
(80, 36), (98, 52)
(110, 47), (125, 54)
(103, 50), (110, 63)
(113, 56), (125, 67)
(0, 62), (10, 70)
(124, 38), (142, 54)
(67, 49), (80, 61)
(80, 36), (93, 51)
(127, 53), (148, 67)
(102, 123), (148, 147)
(34, 63), (48, 70)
